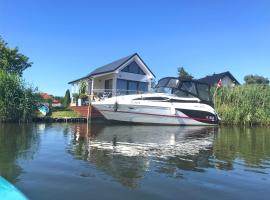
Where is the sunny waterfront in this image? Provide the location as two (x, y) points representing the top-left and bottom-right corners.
(0, 123), (269, 200)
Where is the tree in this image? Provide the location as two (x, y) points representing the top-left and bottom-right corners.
(177, 67), (193, 81)
(244, 75), (269, 85)
(0, 37), (38, 122)
(63, 89), (71, 107)
(0, 36), (32, 76)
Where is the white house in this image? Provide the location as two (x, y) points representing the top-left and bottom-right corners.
(68, 53), (155, 106)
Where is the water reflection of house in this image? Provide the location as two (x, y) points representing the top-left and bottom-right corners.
(68, 53), (155, 106)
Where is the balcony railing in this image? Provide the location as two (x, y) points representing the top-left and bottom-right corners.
(72, 89), (150, 106)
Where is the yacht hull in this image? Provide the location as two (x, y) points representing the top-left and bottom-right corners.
(92, 95), (219, 126)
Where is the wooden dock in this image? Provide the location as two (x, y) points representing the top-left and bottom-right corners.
(70, 106), (105, 120)
(33, 117), (88, 123)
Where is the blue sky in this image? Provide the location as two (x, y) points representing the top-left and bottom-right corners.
(0, 0), (269, 95)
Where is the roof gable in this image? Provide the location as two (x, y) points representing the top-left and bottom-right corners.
(68, 53), (155, 84)
(87, 53), (135, 77)
(198, 71), (240, 86)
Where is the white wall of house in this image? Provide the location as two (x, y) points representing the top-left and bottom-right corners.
(92, 74), (115, 91)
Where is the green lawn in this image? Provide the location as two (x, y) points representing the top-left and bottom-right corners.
(50, 108), (81, 118)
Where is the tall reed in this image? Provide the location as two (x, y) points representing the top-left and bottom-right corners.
(214, 84), (270, 126)
(0, 70), (39, 122)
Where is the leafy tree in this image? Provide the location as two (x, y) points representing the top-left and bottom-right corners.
(0, 36), (38, 122)
(177, 67), (193, 81)
(63, 89), (71, 107)
(0, 36), (32, 76)
(244, 75), (269, 85)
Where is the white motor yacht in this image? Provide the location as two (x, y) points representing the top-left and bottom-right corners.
(92, 77), (220, 126)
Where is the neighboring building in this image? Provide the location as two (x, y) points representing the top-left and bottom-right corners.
(40, 93), (53, 101)
(198, 71), (240, 87)
(39, 93), (62, 107)
(52, 99), (62, 107)
(68, 53), (155, 106)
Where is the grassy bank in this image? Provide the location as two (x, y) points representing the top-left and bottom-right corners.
(214, 84), (270, 126)
(49, 107), (80, 118)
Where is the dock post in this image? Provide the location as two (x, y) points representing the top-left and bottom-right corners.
(87, 78), (94, 124)
(87, 103), (92, 124)
(87, 92), (93, 124)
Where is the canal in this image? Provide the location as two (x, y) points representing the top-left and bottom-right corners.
(0, 123), (269, 200)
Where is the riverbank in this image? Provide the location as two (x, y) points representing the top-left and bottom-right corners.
(33, 107), (86, 122)
(1, 85), (269, 126)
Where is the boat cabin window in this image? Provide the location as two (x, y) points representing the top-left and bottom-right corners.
(155, 77), (212, 104)
(173, 90), (196, 98)
(197, 83), (210, 101)
(155, 77), (179, 94)
(180, 82), (197, 95)
(133, 97), (170, 101)
(167, 79), (179, 88)
(175, 81), (211, 103)
(156, 77), (178, 88)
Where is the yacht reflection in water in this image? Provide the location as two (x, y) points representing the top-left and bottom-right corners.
(69, 124), (217, 187)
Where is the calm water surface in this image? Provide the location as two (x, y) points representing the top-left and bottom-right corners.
(0, 123), (269, 200)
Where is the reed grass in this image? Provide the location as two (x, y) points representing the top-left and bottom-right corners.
(214, 85), (270, 126)
(0, 70), (39, 122)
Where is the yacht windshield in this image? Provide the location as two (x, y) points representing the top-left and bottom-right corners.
(155, 77), (179, 94)
(174, 80), (211, 102)
(155, 77), (212, 104)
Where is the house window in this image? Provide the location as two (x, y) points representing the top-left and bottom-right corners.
(105, 79), (113, 92)
(128, 81), (137, 94)
(117, 79), (127, 95)
(117, 79), (148, 95)
(138, 82), (148, 92)
(121, 61), (146, 75)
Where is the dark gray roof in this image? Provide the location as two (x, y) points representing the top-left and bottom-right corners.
(198, 71), (240, 86)
(68, 53), (155, 84)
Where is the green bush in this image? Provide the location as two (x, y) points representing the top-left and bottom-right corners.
(0, 70), (39, 122)
(214, 85), (270, 126)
